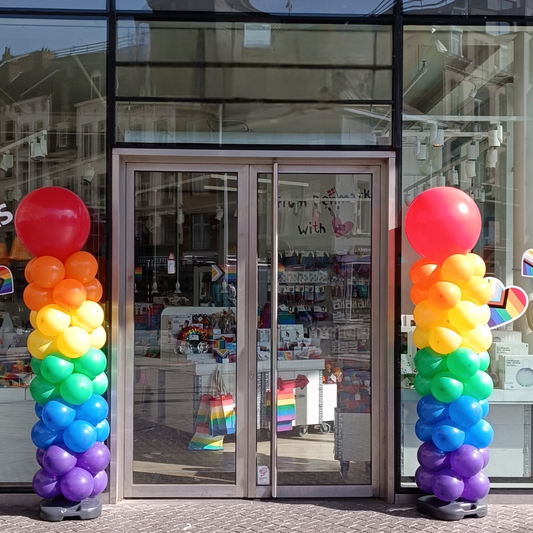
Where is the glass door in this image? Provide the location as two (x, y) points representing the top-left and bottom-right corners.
(124, 164), (250, 497)
(121, 159), (383, 499)
(254, 164), (380, 497)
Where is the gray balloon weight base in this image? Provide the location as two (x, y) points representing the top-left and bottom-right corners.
(39, 495), (102, 522)
(417, 495), (488, 521)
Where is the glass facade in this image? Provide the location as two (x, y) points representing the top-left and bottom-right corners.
(401, 25), (533, 489)
(0, 17), (107, 486)
(0, 0), (532, 500)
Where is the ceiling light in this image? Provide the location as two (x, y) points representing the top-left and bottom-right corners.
(30, 134), (47, 161)
(465, 160), (476, 179)
(416, 143), (427, 161)
(83, 164), (96, 183)
(215, 206), (224, 221)
(0, 152), (13, 172)
(404, 190), (413, 206)
(450, 168), (459, 186)
(486, 148), (498, 169)
(436, 173), (446, 186)
(489, 125), (501, 148)
(467, 142), (478, 161)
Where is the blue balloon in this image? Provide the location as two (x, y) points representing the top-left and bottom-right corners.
(415, 419), (434, 442)
(42, 400), (77, 431)
(31, 420), (63, 450)
(95, 419), (110, 442)
(449, 396), (483, 428)
(63, 420), (96, 453)
(35, 403), (44, 419)
(431, 419), (465, 452)
(417, 395), (449, 424)
(464, 419), (494, 449)
(76, 395), (108, 426)
(479, 399), (489, 418)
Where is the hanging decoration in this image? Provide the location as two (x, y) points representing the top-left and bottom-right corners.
(15, 187), (107, 522)
(405, 186), (492, 521)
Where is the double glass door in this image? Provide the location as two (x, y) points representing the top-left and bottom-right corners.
(123, 160), (382, 498)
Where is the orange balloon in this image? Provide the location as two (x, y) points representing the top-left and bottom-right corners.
(64, 251), (98, 284)
(409, 259), (438, 288)
(84, 278), (103, 302)
(31, 256), (65, 289)
(428, 281), (462, 310)
(23, 283), (54, 312)
(410, 284), (429, 305)
(461, 276), (491, 306)
(427, 266), (444, 286)
(467, 253), (486, 278)
(53, 279), (87, 310)
(25, 257), (37, 284)
(442, 254), (475, 285)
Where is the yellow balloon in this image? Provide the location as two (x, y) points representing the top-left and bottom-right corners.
(29, 310), (38, 330)
(461, 276), (491, 306)
(428, 326), (462, 355)
(57, 326), (91, 359)
(413, 300), (448, 330)
(27, 330), (58, 360)
(70, 301), (104, 332)
(461, 324), (493, 353)
(428, 281), (462, 310)
(441, 254), (475, 285)
(413, 327), (430, 349)
(478, 304), (491, 325)
(36, 304), (71, 337)
(448, 301), (484, 331)
(90, 325), (107, 349)
(467, 253), (486, 277)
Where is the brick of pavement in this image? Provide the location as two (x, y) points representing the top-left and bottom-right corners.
(1, 499), (533, 533)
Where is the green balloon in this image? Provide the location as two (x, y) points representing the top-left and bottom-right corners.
(92, 372), (109, 396)
(59, 373), (94, 405)
(463, 370), (493, 401)
(30, 357), (42, 375)
(74, 348), (107, 379)
(40, 355), (74, 384)
(414, 373), (432, 396)
(479, 351), (490, 372)
(29, 375), (60, 404)
(414, 347), (448, 378)
(430, 372), (464, 403)
(447, 347), (480, 380)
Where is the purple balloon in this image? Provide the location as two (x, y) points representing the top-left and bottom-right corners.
(432, 468), (464, 502)
(417, 441), (450, 472)
(450, 445), (484, 478)
(36, 448), (45, 467)
(415, 466), (434, 494)
(77, 442), (110, 475)
(90, 470), (108, 497)
(462, 471), (490, 501)
(43, 444), (78, 477)
(479, 447), (490, 468)
(32, 468), (62, 499)
(60, 467), (94, 502)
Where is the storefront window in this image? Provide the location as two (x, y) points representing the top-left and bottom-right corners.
(0, 1), (106, 9)
(402, 0), (529, 16)
(116, 0), (394, 16)
(0, 18), (107, 487)
(116, 21), (392, 147)
(401, 25), (533, 489)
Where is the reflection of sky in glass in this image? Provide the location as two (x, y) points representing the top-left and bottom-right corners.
(0, 0), (105, 8)
(117, 0), (392, 14)
(0, 19), (107, 56)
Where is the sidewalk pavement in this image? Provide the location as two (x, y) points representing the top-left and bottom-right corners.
(1, 498), (533, 532)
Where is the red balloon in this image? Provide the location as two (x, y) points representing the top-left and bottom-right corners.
(14, 187), (90, 262)
(405, 187), (481, 264)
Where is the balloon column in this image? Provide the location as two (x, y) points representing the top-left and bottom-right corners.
(405, 187), (492, 518)
(15, 187), (108, 519)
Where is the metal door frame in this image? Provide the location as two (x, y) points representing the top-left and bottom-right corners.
(110, 149), (397, 502)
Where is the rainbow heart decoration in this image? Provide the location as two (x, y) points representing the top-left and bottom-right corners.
(0, 266), (14, 295)
(486, 277), (528, 329)
(522, 249), (533, 277)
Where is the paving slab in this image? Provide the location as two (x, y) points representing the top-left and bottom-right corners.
(1, 499), (533, 532)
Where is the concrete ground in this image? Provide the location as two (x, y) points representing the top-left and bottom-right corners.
(1, 498), (533, 532)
